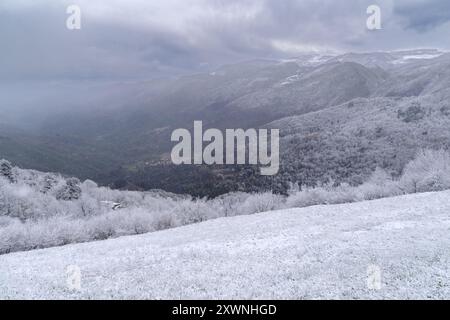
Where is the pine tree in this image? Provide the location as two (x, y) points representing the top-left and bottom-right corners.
(41, 174), (58, 194)
(56, 178), (82, 201)
(0, 159), (15, 183)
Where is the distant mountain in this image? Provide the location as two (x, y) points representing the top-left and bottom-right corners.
(1, 49), (449, 195)
(225, 61), (386, 116)
(268, 93), (450, 188)
(375, 53), (450, 98)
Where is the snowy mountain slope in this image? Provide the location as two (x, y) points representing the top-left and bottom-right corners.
(328, 49), (445, 69)
(1, 190), (449, 299)
(284, 49), (446, 70)
(375, 53), (450, 98)
(2, 50), (450, 195)
(266, 92), (450, 187)
(225, 61), (386, 116)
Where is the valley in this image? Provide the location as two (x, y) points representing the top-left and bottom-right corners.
(1, 49), (449, 197)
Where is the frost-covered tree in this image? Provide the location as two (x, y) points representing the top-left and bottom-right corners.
(0, 160), (15, 183)
(41, 174), (58, 194)
(399, 149), (450, 193)
(56, 178), (82, 201)
(367, 167), (392, 186)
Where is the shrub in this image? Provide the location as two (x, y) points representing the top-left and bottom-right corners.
(397, 102), (425, 123)
(399, 149), (450, 193)
(239, 192), (285, 215)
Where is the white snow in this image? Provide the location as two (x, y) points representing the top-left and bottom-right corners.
(279, 74), (301, 86)
(392, 53), (443, 64)
(1, 191), (449, 299)
(402, 54), (443, 60)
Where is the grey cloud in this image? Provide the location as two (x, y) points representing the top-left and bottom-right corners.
(394, 0), (450, 32)
(0, 2), (210, 81)
(1, 0), (449, 83)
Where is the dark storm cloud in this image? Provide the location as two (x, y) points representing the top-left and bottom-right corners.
(0, 1), (209, 81)
(394, 0), (450, 32)
(0, 0), (449, 82)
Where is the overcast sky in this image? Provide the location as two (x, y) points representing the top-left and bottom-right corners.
(1, 0), (450, 82)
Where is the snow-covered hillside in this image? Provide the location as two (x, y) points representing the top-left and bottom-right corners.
(1, 191), (449, 299)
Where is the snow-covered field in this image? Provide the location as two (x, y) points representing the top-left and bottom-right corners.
(1, 191), (449, 299)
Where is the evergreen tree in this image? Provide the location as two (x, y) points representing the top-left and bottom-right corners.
(56, 178), (82, 201)
(41, 174), (58, 194)
(0, 159), (15, 183)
